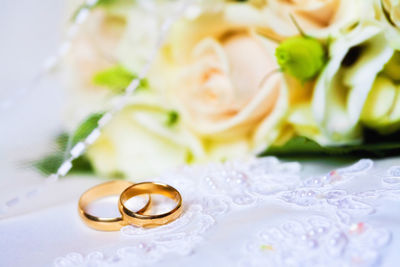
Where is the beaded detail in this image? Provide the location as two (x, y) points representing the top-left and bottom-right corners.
(54, 158), (400, 267)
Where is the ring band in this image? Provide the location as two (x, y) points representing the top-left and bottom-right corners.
(119, 182), (183, 228)
(78, 181), (151, 231)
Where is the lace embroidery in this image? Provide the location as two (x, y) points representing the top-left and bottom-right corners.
(54, 158), (399, 267)
(241, 159), (396, 267)
(241, 216), (391, 267)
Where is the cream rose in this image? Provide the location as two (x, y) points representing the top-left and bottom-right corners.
(86, 94), (204, 178)
(224, 0), (375, 38)
(65, 2), (288, 176)
(158, 14), (288, 159)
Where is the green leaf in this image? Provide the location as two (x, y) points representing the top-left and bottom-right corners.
(261, 130), (400, 158)
(93, 65), (148, 93)
(32, 112), (104, 177)
(70, 155), (94, 174)
(166, 110), (179, 127)
(275, 36), (326, 81)
(96, 0), (135, 6)
(71, 113), (103, 146)
(33, 152), (94, 176)
(71, 0), (134, 21)
(56, 132), (69, 151)
(33, 154), (65, 175)
(97, 0), (122, 6)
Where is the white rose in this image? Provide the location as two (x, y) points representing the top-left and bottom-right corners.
(158, 13), (288, 159)
(87, 94), (205, 178)
(376, 0), (400, 49)
(224, 0), (375, 38)
(312, 23), (394, 144)
(360, 74), (400, 134)
(65, 2), (289, 176)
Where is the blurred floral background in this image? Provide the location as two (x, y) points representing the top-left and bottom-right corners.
(29, 0), (400, 180)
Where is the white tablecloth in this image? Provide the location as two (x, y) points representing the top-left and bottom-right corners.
(1, 157), (400, 267)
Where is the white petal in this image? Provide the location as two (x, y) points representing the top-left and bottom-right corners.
(312, 24), (394, 144)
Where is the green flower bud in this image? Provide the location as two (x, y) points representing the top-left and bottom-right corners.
(275, 36), (326, 81)
(361, 75), (400, 134)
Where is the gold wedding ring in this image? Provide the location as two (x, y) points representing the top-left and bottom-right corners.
(119, 182), (183, 228)
(78, 181), (151, 231)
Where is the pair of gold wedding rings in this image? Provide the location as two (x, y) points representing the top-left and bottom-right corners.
(78, 181), (182, 231)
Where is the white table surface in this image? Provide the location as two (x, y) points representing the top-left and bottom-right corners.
(1, 158), (400, 267)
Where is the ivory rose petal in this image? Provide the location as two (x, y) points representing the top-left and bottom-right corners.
(173, 32), (281, 137)
(154, 12), (288, 161)
(87, 95), (205, 178)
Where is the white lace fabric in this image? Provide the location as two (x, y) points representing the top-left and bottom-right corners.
(54, 158), (400, 267)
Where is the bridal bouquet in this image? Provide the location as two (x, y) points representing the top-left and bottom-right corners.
(36, 0), (400, 178)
